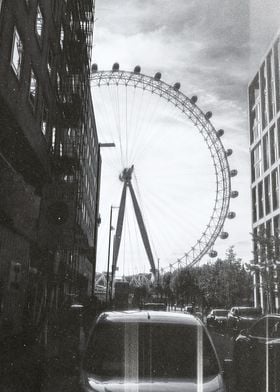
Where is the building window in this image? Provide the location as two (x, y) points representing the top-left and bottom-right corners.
(274, 215), (280, 235)
(60, 25), (64, 49)
(258, 181), (264, 219)
(51, 127), (56, 151)
(36, 5), (44, 38)
(251, 105), (261, 142)
(41, 102), (48, 136)
(266, 220), (272, 238)
(29, 69), (37, 108)
(277, 40), (280, 108)
(69, 12), (73, 30)
(11, 28), (23, 78)
(57, 72), (62, 98)
(264, 175), (271, 215)
(278, 119), (280, 157)
(47, 48), (53, 75)
(253, 143), (262, 180)
(252, 187), (257, 223)
(263, 133), (269, 172)
(270, 125), (277, 164)
(272, 169), (279, 210)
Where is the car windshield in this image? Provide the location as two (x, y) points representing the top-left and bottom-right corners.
(213, 310), (228, 316)
(239, 308), (261, 316)
(83, 322), (219, 380)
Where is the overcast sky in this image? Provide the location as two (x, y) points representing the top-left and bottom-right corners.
(92, 0), (280, 276)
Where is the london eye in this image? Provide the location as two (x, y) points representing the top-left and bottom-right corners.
(90, 64), (238, 278)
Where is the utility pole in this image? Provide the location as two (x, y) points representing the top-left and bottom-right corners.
(106, 206), (119, 304)
(91, 142), (115, 299)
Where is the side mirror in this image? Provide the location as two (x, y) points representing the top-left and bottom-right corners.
(239, 329), (249, 336)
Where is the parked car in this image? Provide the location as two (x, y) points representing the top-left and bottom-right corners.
(81, 310), (228, 391)
(206, 309), (228, 329)
(227, 306), (262, 334)
(233, 314), (280, 391)
(183, 305), (194, 314)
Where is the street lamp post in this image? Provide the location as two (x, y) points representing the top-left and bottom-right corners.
(106, 206), (119, 304)
(91, 142), (115, 299)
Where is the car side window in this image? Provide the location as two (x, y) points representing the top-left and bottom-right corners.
(249, 319), (267, 337)
(269, 320), (280, 338)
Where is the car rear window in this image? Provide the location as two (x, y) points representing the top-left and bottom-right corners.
(83, 322), (220, 380)
(239, 308), (262, 316)
(213, 310), (228, 316)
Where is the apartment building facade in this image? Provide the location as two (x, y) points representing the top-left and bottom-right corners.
(0, 0), (98, 338)
(249, 30), (280, 313)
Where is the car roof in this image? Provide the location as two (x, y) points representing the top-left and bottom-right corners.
(232, 306), (258, 310)
(212, 308), (228, 312)
(97, 310), (200, 326)
(262, 314), (280, 319)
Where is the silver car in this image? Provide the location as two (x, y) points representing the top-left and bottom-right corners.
(81, 310), (226, 391)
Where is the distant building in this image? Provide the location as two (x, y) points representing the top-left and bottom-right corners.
(0, 0), (98, 337)
(249, 30), (280, 313)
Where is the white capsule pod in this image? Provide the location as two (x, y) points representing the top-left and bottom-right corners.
(134, 65), (141, 73)
(226, 149), (233, 156)
(205, 111), (212, 119)
(217, 129), (224, 137)
(230, 169), (238, 177)
(228, 211), (236, 219)
(220, 232), (229, 239)
(191, 96), (198, 104)
(154, 72), (162, 80)
(173, 82), (181, 91)
(209, 250), (218, 258)
(230, 190), (239, 198)
(91, 63), (98, 73)
(112, 62), (120, 71)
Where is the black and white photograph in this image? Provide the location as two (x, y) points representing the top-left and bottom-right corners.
(0, 0), (280, 391)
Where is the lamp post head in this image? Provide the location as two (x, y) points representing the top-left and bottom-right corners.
(99, 142), (116, 148)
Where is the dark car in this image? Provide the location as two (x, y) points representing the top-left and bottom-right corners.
(206, 309), (228, 329)
(233, 314), (280, 392)
(80, 310), (227, 391)
(227, 306), (262, 334)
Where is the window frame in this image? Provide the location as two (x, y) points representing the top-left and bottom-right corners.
(29, 68), (38, 110)
(10, 27), (23, 79)
(35, 4), (44, 40)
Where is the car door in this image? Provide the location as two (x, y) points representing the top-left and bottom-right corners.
(266, 318), (280, 391)
(246, 317), (280, 392)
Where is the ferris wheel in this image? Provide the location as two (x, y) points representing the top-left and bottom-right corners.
(90, 63), (238, 277)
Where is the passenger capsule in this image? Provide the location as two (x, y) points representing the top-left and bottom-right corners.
(217, 129), (224, 137)
(134, 65), (141, 73)
(173, 82), (181, 91)
(228, 212), (236, 219)
(154, 72), (162, 80)
(230, 169), (238, 177)
(209, 250), (218, 258)
(220, 232), (229, 239)
(205, 111), (212, 119)
(226, 149), (233, 156)
(191, 96), (198, 104)
(112, 62), (120, 71)
(91, 63), (98, 73)
(230, 190), (239, 198)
